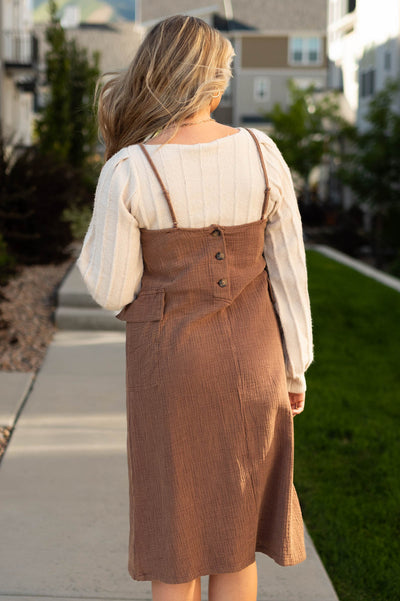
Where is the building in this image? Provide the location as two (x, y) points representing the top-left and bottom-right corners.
(34, 20), (142, 81)
(328, 0), (400, 130)
(140, 0), (328, 128)
(0, 0), (38, 147)
(33, 19), (142, 148)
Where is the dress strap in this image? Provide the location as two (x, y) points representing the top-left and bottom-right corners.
(139, 143), (179, 228)
(244, 128), (271, 220)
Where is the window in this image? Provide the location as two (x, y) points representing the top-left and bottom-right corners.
(308, 38), (320, 63)
(253, 77), (270, 103)
(291, 38), (303, 63)
(360, 69), (375, 98)
(348, 0), (356, 13)
(289, 37), (322, 66)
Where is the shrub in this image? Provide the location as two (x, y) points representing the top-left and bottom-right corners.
(62, 204), (92, 240)
(0, 147), (77, 264)
(0, 233), (16, 285)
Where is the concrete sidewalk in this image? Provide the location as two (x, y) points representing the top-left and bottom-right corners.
(0, 330), (339, 601)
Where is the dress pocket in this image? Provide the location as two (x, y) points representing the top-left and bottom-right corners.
(117, 289), (165, 390)
(115, 288), (165, 324)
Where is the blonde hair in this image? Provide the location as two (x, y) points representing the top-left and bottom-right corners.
(97, 15), (234, 159)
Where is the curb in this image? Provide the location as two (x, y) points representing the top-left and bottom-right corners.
(0, 372), (35, 429)
(310, 244), (400, 293)
(55, 262), (122, 331)
(56, 306), (125, 331)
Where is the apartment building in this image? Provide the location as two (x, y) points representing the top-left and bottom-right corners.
(140, 0), (328, 127)
(328, 0), (400, 129)
(0, 0), (37, 146)
(34, 20), (143, 83)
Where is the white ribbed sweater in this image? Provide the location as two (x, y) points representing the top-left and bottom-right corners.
(77, 127), (313, 393)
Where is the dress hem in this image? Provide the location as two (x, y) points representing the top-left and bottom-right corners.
(128, 544), (307, 584)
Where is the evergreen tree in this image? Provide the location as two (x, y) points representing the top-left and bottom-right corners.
(35, 0), (100, 167)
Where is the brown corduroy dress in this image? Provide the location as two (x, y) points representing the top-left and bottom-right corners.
(115, 128), (306, 584)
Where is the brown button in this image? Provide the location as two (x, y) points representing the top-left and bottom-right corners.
(215, 252), (225, 260)
(211, 229), (221, 237)
(218, 278), (228, 287)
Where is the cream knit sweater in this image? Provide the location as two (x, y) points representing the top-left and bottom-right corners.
(77, 127), (313, 393)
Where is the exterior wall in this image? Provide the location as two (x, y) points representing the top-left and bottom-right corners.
(241, 37), (289, 69)
(141, 0), (327, 33)
(0, 0), (36, 146)
(241, 35), (327, 70)
(139, 3), (328, 129)
(2, 75), (32, 145)
(35, 22), (143, 79)
(234, 68), (327, 121)
(357, 0), (400, 129)
(328, 0), (400, 129)
(233, 34), (328, 125)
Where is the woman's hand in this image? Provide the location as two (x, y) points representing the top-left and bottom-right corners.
(289, 392), (305, 417)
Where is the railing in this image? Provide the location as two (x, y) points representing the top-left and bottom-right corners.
(2, 31), (38, 68)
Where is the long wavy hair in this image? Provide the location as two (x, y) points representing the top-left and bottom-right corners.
(96, 15), (234, 160)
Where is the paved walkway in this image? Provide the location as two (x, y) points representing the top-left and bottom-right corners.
(0, 327), (339, 601)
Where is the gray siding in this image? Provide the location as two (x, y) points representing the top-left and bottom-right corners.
(141, 0), (327, 32)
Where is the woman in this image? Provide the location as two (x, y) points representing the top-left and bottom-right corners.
(77, 14), (313, 601)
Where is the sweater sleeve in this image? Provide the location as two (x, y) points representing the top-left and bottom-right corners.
(258, 133), (314, 394)
(77, 153), (143, 311)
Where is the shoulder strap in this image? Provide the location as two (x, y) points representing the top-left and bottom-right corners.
(244, 128), (271, 219)
(140, 131), (270, 226)
(139, 143), (179, 228)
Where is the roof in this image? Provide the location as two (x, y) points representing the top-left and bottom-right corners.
(141, 0), (327, 32)
(34, 22), (142, 73)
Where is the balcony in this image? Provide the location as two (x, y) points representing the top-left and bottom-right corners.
(2, 31), (38, 70)
(328, 9), (357, 37)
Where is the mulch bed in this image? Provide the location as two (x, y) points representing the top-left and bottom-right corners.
(0, 258), (75, 372)
(0, 256), (76, 461)
(0, 427), (11, 460)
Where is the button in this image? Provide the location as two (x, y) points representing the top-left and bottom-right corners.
(211, 229), (221, 237)
(218, 278), (228, 287)
(215, 252), (225, 260)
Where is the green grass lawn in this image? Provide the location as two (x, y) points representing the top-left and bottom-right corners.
(294, 250), (400, 601)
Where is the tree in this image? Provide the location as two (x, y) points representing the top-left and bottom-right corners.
(265, 79), (344, 203)
(35, 0), (100, 168)
(338, 79), (400, 268)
